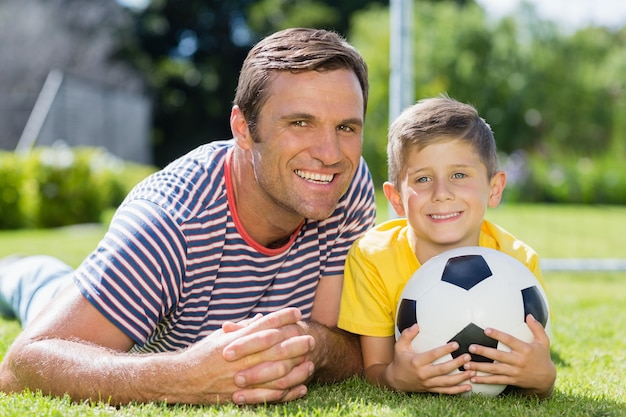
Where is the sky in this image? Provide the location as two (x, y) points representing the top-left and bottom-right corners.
(117, 0), (626, 31)
(476, 0), (626, 31)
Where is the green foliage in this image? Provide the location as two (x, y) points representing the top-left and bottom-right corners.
(0, 147), (156, 230)
(501, 153), (626, 205)
(0, 153), (25, 229)
(247, 0), (339, 31)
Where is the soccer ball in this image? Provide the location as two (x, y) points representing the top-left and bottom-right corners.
(395, 246), (550, 396)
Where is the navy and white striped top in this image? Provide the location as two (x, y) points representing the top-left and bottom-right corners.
(73, 140), (376, 353)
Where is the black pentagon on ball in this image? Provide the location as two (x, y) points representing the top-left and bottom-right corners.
(522, 286), (549, 327)
(396, 298), (417, 334)
(448, 322), (498, 372)
(441, 255), (493, 290)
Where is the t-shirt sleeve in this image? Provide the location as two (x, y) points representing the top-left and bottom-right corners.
(338, 239), (396, 337)
(73, 200), (187, 345)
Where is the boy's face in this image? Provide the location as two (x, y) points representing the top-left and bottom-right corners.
(384, 139), (506, 261)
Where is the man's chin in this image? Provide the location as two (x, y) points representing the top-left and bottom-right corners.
(298, 205), (339, 221)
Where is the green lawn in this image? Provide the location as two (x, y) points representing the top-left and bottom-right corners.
(0, 204), (625, 416)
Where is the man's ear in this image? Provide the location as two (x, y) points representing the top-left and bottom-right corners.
(488, 171), (507, 208)
(383, 181), (406, 217)
(230, 105), (252, 150)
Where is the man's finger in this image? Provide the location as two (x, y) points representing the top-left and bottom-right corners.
(222, 308), (303, 360)
(232, 385), (308, 405)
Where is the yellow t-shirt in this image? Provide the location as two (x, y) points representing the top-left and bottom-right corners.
(337, 218), (545, 338)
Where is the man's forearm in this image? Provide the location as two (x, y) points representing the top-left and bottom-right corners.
(0, 338), (216, 405)
(306, 321), (363, 383)
(1, 308), (315, 405)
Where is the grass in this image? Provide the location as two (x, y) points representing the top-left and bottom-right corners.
(0, 203), (625, 416)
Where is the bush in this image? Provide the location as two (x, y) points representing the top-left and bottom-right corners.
(502, 151), (626, 205)
(0, 146), (156, 229)
(0, 152), (26, 229)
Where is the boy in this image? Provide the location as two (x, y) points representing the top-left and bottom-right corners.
(338, 96), (555, 398)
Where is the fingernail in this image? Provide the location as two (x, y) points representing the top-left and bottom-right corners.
(223, 349), (235, 360)
(235, 375), (246, 387)
(236, 395), (245, 404)
(299, 387), (307, 398)
(308, 363), (314, 375)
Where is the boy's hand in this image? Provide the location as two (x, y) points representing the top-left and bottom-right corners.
(384, 324), (473, 394)
(464, 314), (556, 398)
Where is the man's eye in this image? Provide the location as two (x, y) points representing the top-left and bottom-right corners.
(294, 120), (308, 127)
(337, 125), (354, 133)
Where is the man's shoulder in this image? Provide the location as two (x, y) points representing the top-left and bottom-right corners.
(122, 140), (234, 220)
(170, 139), (234, 170)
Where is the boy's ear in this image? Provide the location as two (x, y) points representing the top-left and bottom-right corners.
(383, 181), (406, 217)
(230, 105), (252, 150)
(488, 171), (507, 208)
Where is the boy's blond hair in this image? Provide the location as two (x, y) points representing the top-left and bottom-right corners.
(387, 96), (498, 188)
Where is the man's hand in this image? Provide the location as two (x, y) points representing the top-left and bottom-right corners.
(217, 308), (315, 404)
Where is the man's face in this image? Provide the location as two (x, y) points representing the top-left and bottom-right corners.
(246, 69), (364, 221)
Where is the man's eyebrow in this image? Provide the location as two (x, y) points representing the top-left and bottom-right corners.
(280, 112), (314, 121)
(280, 113), (363, 127)
(338, 118), (363, 128)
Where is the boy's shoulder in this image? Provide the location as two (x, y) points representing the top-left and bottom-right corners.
(480, 219), (540, 264)
(355, 217), (410, 254)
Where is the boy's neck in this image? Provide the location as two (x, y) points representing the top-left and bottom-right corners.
(410, 234), (481, 266)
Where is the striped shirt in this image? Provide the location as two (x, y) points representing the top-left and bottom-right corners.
(73, 140), (376, 353)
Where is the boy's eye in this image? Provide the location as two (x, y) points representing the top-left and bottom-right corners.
(416, 176), (431, 183)
(452, 172), (467, 179)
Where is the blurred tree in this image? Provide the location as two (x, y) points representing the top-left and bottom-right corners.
(118, 0), (252, 165)
(350, 0), (626, 186)
(246, 0), (387, 34)
(120, 0), (388, 167)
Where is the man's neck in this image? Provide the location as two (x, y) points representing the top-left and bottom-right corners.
(229, 147), (303, 248)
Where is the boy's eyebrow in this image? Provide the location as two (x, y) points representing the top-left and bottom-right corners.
(405, 166), (429, 175)
(406, 163), (477, 175)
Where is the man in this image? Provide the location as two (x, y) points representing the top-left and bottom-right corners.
(0, 28), (376, 405)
